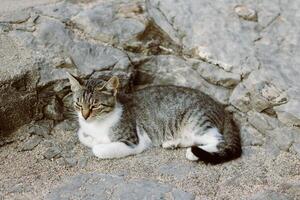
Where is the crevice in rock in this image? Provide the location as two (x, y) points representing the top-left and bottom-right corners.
(257, 13), (281, 32)
(124, 20), (183, 56)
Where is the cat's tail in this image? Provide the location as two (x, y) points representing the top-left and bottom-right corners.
(189, 113), (242, 164)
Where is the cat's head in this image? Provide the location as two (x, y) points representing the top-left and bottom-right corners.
(67, 73), (119, 121)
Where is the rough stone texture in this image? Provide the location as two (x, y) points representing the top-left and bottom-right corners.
(0, 0), (300, 199)
(46, 173), (194, 200)
(0, 34), (39, 133)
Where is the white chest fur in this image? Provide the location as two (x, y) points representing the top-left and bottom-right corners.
(78, 105), (123, 144)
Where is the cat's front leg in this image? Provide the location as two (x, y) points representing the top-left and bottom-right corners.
(92, 142), (144, 159)
(77, 128), (97, 148)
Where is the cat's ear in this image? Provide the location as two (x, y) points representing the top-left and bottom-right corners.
(103, 76), (119, 96)
(67, 72), (83, 92)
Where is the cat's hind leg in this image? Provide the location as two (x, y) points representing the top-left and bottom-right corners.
(186, 128), (224, 161)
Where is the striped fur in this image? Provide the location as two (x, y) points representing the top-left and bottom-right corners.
(68, 75), (242, 164)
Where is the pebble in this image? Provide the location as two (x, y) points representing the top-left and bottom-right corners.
(64, 157), (77, 168)
(21, 135), (42, 151)
(234, 5), (258, 22)
(43, 146), (62, 160)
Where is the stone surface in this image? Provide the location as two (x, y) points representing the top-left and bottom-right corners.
(43, 146), (62, 160)
(135, 55), (231, 104)
(71, 2), (145, 44)
(21, 135), (42, 151)
(0, 34), (39, 133)
(249, 191), (292, 200)
(46, 173), (194, 200)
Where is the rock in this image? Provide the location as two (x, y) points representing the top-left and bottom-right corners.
(159, 162), (196, 180)
(77, 157), (88, 168)
(0, 10), (30, 23)
(71, 2), (145, 44)
(135, 55), (231, 104)
(240, 125), (264, 146)
(249, 190), (292, 200)
(64, 157), (77, 168)
(264, 127), (294, 157)
(34, 2), (81, 22)
(274, 97), (300, 127)
(146, 0), (259, 75)
(21, 135), (42, 151)
(268, 128), (294, 151)
(28, 120), (53, 138)
(192, 60), (241, 88)
(230, 71), (288, 113)
(43, 146), (62, 160)
(52, 56), (74, 69)
(291, 144), (300, 159)
(69, 41), (131, 75)
(7, 183), (32, 194)
(46, 173), (194, 200)
(234, 5), (257, 22)
(247, 111), (277, 133)
(0, 34), (39, 134)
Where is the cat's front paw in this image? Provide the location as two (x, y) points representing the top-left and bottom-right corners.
(92, 144), (116, 159)
(162, 140), (179, 149)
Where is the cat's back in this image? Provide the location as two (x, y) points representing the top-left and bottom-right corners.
(119, 85), (224, 114)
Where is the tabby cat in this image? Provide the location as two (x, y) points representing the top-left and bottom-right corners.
(67, 73), (241, 164)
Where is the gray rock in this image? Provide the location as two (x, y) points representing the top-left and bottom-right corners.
(147, 0), (259, 75)
(21, 135), (42, 151)
(69, 41), (131, 75)
(291, 143), (300, 159)
(0, 34), (39, 134)
(136, 55), (231, 104)
(274, 96), (300, 127)
(64, 157), (77, 168)
(248, 111), (277, 133)
(7, 183), (32, 194)
(171, 189), (195, 200)
(267, 128), (294, 151)
(159, 162), (196, 180)
(192, 60), (241, 88)
(77, 157), (88, 168)
(0, 10), (30, 23)
(34, 2), (81, 22)
(249, 190), (292, 200)
(240, 125), (264, 146)
(71, 2), (145, 44)
(46, 173), (194, 200)
(230, 71), (288, 113)
(28, 120), (53, 138)
(43, 146), (62, 160)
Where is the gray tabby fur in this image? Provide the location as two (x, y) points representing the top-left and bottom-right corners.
(68, 73), (241, 164)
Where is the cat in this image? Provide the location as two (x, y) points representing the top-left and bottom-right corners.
(67, 73), (241, 164)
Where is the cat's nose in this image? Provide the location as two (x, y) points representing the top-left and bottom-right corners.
(82, 109), (91, 120)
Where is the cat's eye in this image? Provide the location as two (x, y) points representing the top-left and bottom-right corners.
(90, 104), (102, 110)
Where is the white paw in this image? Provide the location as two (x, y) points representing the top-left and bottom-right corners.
(186, 148), (198, 161)
(92, 144), (113, 159)
(162, 140), (178, 149)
